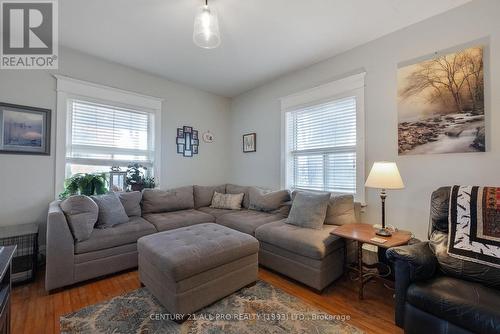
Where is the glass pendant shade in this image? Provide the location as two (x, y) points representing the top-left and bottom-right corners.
(193, 5), (221, 49)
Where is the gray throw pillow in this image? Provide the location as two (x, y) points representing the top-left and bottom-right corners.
(429, 230), (500, 288)
(116, 191), (142, 217)
(60, 195), (98, 241)
(92, 194), (129, 228)
(248, 187), (291, 212)
(210, 192), (244, 210)
(194, 185), (226, 208)
(287, 192), (330, 230)
(226, 184), (250, 208)
(141, 186), (195, 214)
(324, 195), (356, 225)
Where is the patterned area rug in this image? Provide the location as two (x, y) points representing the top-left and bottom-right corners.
(61, 281), (363, 334)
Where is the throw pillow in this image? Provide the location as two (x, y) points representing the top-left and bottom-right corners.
(60, 195), (98, 241)
(226, 184), (250, 208)
(429, 230), (500, 288)
(141, 186), (195, 214)
(287, 192), (330, 230)
(91, 194), (129, 228)
(324, 195), (356, 225)
(116, 191), (142, 217)
(210, 191), (244, 210)
(194, 185), (226, 208)
(248, 187), (291, 212)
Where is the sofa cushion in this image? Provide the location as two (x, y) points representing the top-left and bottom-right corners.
(75, 216), (156, 254)
(142, 186), (194, 214)
(226, 184), (250, 208)
(137, 223), (259, 282)
(287, 192), (330, 229)
(216, 210), (284, 236)
(91, 193), (129, 228)
(429, 230), (500, 288)
(143, 209), (214, 232)
(116, 191), (142, 217)
(211, 192), (244, 210)
(193, 185), (226, 208)
(197, 206), (235, 218)
(60, 195), (98, 242)
(406, 276), (500, 334)
(324, 195), (356, 226)
(248, 187), (290, 212)
(255, 219), (344, 260)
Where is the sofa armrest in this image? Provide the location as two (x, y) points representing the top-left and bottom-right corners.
(45, 200), (75, 291)
(387, 241), (437, 281)
(386, 241), (437, 327)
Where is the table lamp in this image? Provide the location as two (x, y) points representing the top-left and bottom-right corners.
(365, 161), (405, 237)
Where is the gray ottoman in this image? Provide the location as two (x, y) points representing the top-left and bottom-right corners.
(137, 223), (259, 317)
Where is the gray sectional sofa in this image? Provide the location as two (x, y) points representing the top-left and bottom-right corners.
(46, 184), (360, 292)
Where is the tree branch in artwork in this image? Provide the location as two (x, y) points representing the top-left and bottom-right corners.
(399, 48), (483, 114)
(397, 47), (485, 155)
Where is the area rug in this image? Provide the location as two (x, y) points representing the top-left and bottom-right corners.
(60, 281), (363, 334)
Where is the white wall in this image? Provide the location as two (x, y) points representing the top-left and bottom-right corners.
(229, 0), (500, 240)
(0, 47), (230, 244)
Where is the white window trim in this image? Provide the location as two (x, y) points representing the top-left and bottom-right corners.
(54, 75), (163, 197)
(280, 72), (366, 204)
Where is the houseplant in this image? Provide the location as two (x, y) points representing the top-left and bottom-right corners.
(143, 176), (156, 189)
(59, 173), (108, 199)
(126, 163), (148, 191)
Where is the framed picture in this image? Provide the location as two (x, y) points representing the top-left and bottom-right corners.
(243, 133), (256, 153)
(0, 102), (51, 155)
(398, 46), (485, 155)
(176, 125), (199, 157)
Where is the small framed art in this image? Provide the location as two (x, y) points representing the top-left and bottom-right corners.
(242, 133), (256, 153)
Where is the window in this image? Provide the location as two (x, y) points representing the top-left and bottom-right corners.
(66, 99), (154, 177)
(281, 73), (365, 202)
(55, 75), (162, 195)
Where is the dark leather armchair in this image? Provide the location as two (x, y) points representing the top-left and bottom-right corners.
(387, 187), (500, 334)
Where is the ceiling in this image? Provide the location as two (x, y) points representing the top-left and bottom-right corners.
(60, 0), (472, 97)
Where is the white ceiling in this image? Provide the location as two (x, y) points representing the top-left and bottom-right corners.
(60, 0), (472, 97)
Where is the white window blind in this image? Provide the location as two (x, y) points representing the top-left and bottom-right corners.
(66, 99), (154, 170)
(286, 96), (357, 194)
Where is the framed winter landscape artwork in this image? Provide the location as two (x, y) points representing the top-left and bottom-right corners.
(397, 46), (485, 155)
(0, 102), (51, 155)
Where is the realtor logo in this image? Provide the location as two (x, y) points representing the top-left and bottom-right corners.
(1, 0), (58, 69)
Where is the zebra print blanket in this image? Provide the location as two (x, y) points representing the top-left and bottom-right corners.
(448, 185), (500, 268)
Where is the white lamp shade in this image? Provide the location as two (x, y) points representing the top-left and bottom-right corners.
(365, 162), (405, 189)
(193, 5), (221, 49)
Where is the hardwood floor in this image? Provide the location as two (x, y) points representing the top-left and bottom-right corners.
(11, 267), (403, 334)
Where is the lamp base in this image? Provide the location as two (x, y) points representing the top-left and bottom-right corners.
(376, 228), (392, 237)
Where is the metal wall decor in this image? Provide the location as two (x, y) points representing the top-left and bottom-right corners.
(202, 131), (214, 143)
(176, 126), (199, 157)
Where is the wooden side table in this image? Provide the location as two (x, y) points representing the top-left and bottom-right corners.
(331, 223), (411, 300)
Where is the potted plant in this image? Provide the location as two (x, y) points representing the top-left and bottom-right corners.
(143, 176), (156, 189)
(126, 163), (148, 191)
(59, 173), (108, 199)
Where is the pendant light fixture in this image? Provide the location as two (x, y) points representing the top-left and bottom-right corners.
(193, 0), (221, 49)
